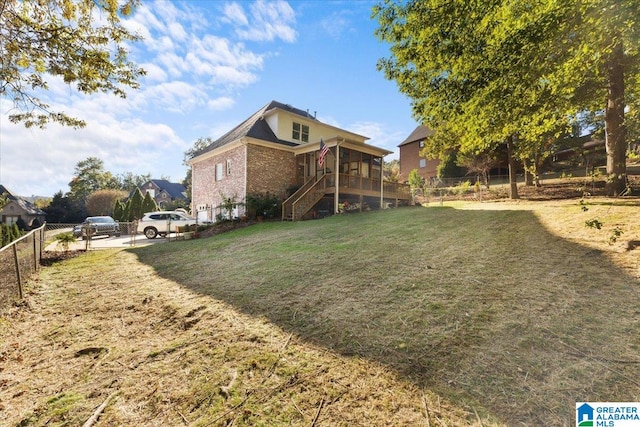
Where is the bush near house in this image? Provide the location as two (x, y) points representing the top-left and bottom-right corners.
(246, 192), (281, 219)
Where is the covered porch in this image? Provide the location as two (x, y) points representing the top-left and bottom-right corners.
(282, 137), (411, 221)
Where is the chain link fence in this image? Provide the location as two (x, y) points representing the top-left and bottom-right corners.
(1, 222), (143, 310)
(0, 224), (46, 310)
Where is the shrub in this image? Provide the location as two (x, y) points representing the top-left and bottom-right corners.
(55, 232), (77, 252)
(453, 180), (472, 195)
(16, 217), (27, 231)
(246, 192), (281, 219)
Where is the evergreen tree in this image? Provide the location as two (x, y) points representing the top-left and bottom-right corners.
(141, 191), (158, 215)
(127, 188), (145, 221)
(122, 201), (131, 223)
(12, 224), (22, 241)
(113, 200), (125, 222)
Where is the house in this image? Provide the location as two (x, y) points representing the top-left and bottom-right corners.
(0, 185), (46, 228)
(138, 179), (188, 209)
(398, 125), (440, 182)
(188, 100), (411, 221)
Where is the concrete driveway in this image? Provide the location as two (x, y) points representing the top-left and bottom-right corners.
(46, 233), (174, 251)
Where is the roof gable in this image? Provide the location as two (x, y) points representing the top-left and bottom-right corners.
(194, 101), (317, 158)
(144, 180), (187, 200)
(0, 185), (46, 215)
(0, 184), (18, 200)
(398, 125), (434, 147)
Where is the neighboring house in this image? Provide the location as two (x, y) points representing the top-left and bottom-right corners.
(0, 185), (46, 228)
(138, 180), (188, 209)
(552, 137), (605, 163)
(188, 100), (411, 221)
(398, 125), (440, 182)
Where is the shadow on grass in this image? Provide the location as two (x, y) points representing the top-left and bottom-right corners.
(129, 207), (640, 426)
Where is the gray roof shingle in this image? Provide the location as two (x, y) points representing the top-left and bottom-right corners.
(0, 185), (46, 215)
(149, 180), (187, 200)
(398, 125), (434, 147)
(195, 101), (316, 157)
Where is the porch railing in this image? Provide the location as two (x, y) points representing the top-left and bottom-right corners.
(328, 173), (411, 200)
(283, 173), (411, 221)
(282, 175), (328, 221)
(282, 177), (317, 220)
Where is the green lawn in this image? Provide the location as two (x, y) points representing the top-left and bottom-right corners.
(3, 198), (639, 426)
(133, 200), (640, 425)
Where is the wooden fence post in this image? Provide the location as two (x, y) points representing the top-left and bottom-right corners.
(13, 244), (23, 300)
(33, 233), (38, 272)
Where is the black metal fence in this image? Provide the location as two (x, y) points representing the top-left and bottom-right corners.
(0, 224), (46, 310)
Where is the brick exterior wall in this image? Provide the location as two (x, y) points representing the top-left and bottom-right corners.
(399, 141), (439, 182)
(246, 144), (297, 198)
(191, 145), (247, 216)
(191, 143), (297, 221)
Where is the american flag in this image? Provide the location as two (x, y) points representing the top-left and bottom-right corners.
(318, 139), (329, 167)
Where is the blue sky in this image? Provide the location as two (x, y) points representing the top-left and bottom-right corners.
(0, 0), (418, 198)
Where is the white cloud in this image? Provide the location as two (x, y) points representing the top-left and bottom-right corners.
(156, 52), (185, 79)
(142, 81), (207, 113)
(0, 1), (302, 197)
(185, 35), (264, 86)
(227, 0), (297, 42)
(222, 2), (249, 26)
(321, 10), (355, 40)
(0, 111), (186, 197)
(349, 121), (405, 159)
(208, 97), (235, 111)
(167, 21), (188, 41)
(141, 63), (169, 83)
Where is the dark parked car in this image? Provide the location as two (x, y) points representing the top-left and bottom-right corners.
(73, 216), (121, 239)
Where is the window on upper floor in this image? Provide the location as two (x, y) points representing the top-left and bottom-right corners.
(292, 122), (309, 142)
(419, 140), (425, 148)
(419, 159), (426, 168)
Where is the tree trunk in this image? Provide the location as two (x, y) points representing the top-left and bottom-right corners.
(604, 39), (627, 196)
(523, 159), (534, 186)
(507, 136), (519, 199)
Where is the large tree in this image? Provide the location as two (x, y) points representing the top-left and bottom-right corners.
(116, 172), (152, 193)
(86, 188), (127, 216)
(374, 0), (640, 196)
(67, 157), (119, 206)
(0, 0), (145, 128)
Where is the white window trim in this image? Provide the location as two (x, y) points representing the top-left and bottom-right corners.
(292, 122), (309, 142)
(216, 163), (224, 181)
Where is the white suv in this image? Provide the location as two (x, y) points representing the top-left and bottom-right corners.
(137, 211), (197, 239)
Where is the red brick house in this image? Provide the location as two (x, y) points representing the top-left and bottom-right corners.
(188, 101), (411, 221)
(137, 179), (188, 209)
(398, 125), (440, 182)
